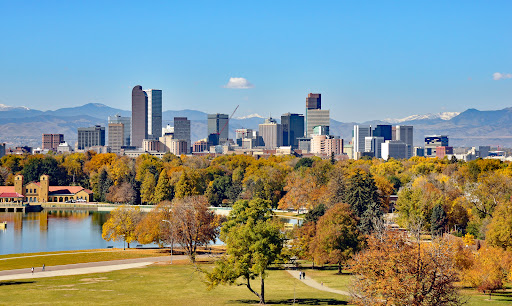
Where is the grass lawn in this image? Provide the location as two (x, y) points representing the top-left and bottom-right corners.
(0, 263), (351, 305)
(0, 249), (170, 271)
(462, 287), (512, 305)
(301, 267), (353, 292)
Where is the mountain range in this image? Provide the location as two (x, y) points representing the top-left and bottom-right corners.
(1, 103), (512, 148)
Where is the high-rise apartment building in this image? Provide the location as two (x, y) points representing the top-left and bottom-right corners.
(207, 113), (229, 143)
(281, 113), (304, 148)
(108, 123), (124, 153)
(144, 89), (162, 139)
(259, 118), (283, 149)
(108, 115), (131, 147)
(311, 135), (343, 155)
(42, 134), (64, 151)
(353, 125), (372, 155)
(131, 85), (148, 148)
(173, 117), (191, 153)
(77, 125), (105, 150)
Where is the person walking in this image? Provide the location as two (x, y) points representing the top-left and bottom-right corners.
(302, 271), (305, 279)
(299, 271), (302, 279)
(42, 264), (45, 271)
(31, 267), (34, 274)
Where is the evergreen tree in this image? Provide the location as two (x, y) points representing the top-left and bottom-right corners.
(304, 203), (326, 223)
(154, 169), (173, 203)
(140, 171), (156, 204)
(431, 204), (447, 236)
(345, 170), (382, 234)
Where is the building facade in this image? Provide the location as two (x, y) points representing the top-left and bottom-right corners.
(108, 115), (131, 147)
(365, 136), (385, 158)
(131, 85), (148, 148)
(77, 125), (105, 150)
(207, 113), (229, 143)
(42, 134), (64, 151)
(395, 125), (414, 158)
(144, 89), (162, 139)
(353, 125), (372, 156)
(381, 140), (408, 160)
(281, 113), (304, 148)
(173, 117), (191, 153)
(425, 135), (449, 157)
(373, 125), (392, 141)
(108, 123), (124, 153)
(311, 135), (343, 155)
(259, 118), (283, 149)
(306, 109), (329, 138)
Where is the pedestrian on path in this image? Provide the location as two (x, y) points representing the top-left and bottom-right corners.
(299, 271), (302, 279)
(31, 267), (34, 274)
(302, 271), (305, 279)
(42, 264), (45, 271)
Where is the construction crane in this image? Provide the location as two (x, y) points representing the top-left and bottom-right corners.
(217, 105), (239, 143)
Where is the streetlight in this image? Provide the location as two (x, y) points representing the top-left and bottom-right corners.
(162, 219), (173, 264)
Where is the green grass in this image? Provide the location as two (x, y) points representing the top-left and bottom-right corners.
(0, 264), (351, 305)
(462, 288), (512, 305)
(302, 267), (353, 292)
(0, 249), (169, 271)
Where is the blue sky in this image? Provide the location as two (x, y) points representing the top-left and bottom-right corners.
(0, 1), (510, 122)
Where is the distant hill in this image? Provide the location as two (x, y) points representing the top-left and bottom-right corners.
(2, 102), (512, 148)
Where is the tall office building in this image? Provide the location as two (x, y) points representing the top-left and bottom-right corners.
(395, 125), (414, 158)
(108, 115), (131, 147)
(259, 118), (283, 149)
(281, 113), (304, 148)
(173, 117), (191, 153)
(373, 125), (392, 141)
(42, 134), (64, 151)
(306, 93), (321, 109)
(144, 89), (162, 139)
(353, 125), (372, 155)
(0, 143), (5, 158)
(382, 140), (408, 160)
(207, 113), (229, 143)
(131, 85), (148, 148)
(77, 125), (105, 150)
(108, 123), (124, 153)
(365, 136), (385, 158)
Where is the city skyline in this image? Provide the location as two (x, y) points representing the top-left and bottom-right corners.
(0, 1), (510, 122)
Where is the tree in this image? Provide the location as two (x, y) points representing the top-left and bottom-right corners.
(154, 170), (173, 203)
(102, 206), (142, 248)
(140, 172), (157, 204)
(313, 203), (362, 273)
(431, 204), (447, 236)
(345, 170), (383, 234)
(174, 171), (199, 198)
(106, 182), (137, 204)
(304, 203), (326, 223)
(486, 201), (512, 250)
(135, 201), (173, 246)
(92, 168), (113, 202)
(205, 176), (232, 206)
(170, 196), (219, 262)
(351, 230), (463, 305)
(205, 198), (284, 304)
(294, 157), (314, 170)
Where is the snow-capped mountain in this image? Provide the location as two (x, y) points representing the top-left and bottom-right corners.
(383, 112), (460, 123)
(0, 103), (30, 111)
(236, 113), (264, 120)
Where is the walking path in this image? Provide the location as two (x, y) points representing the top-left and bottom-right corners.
(0, 256), (185, 281)
(0, 250), (116, 261)
(286, 270), (351, 296)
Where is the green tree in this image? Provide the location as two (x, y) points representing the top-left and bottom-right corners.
(304, 203), (326, 223)
(345, 170), (382, 234)
(205, 176), (232, 206)
(294, 157), (314, 170)
(313, 203), (362, 273)
(431, 204), (447, 236)
(205, 198), (284, 304)
(93, 168), (113, 202)
(154, 170), (173, 203)
(175, 171), (199, 198)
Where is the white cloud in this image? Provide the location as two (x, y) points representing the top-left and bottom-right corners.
(223, 77), (254, 89)
(493, 72), (512, 80)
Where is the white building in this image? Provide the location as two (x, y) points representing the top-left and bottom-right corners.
(365, 136), (384, 158)
(311, 135), (343, 155)
(57, 142), (73, 153)
(381, 140), (408, 160)
(395, 125), (413, 158)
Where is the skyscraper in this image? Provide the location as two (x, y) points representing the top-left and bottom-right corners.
(259, 118), (283, 149)
(173, 117), (191, 153)
(395, 125), (414, 158)
(305, 93), (329, 138)
(77, 125), (105, 150)
(281, 113), (304, 148)
(144, 89), (162, 139)
(353, 125), (372, 155)
(108, 123), (124, 153)
(207, 113), (229, 143)
(42, 134), (64, 151)
(373, 125), (392, 141)
(108, 114), (131, 147)
(131, 85), (148, 148)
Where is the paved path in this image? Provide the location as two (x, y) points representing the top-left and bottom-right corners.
(286, 270), (351, 296)
(0, 256), (185, 281)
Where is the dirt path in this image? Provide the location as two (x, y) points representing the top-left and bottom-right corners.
(286, 270), (351, 296)
(0, 255), (183, 281)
